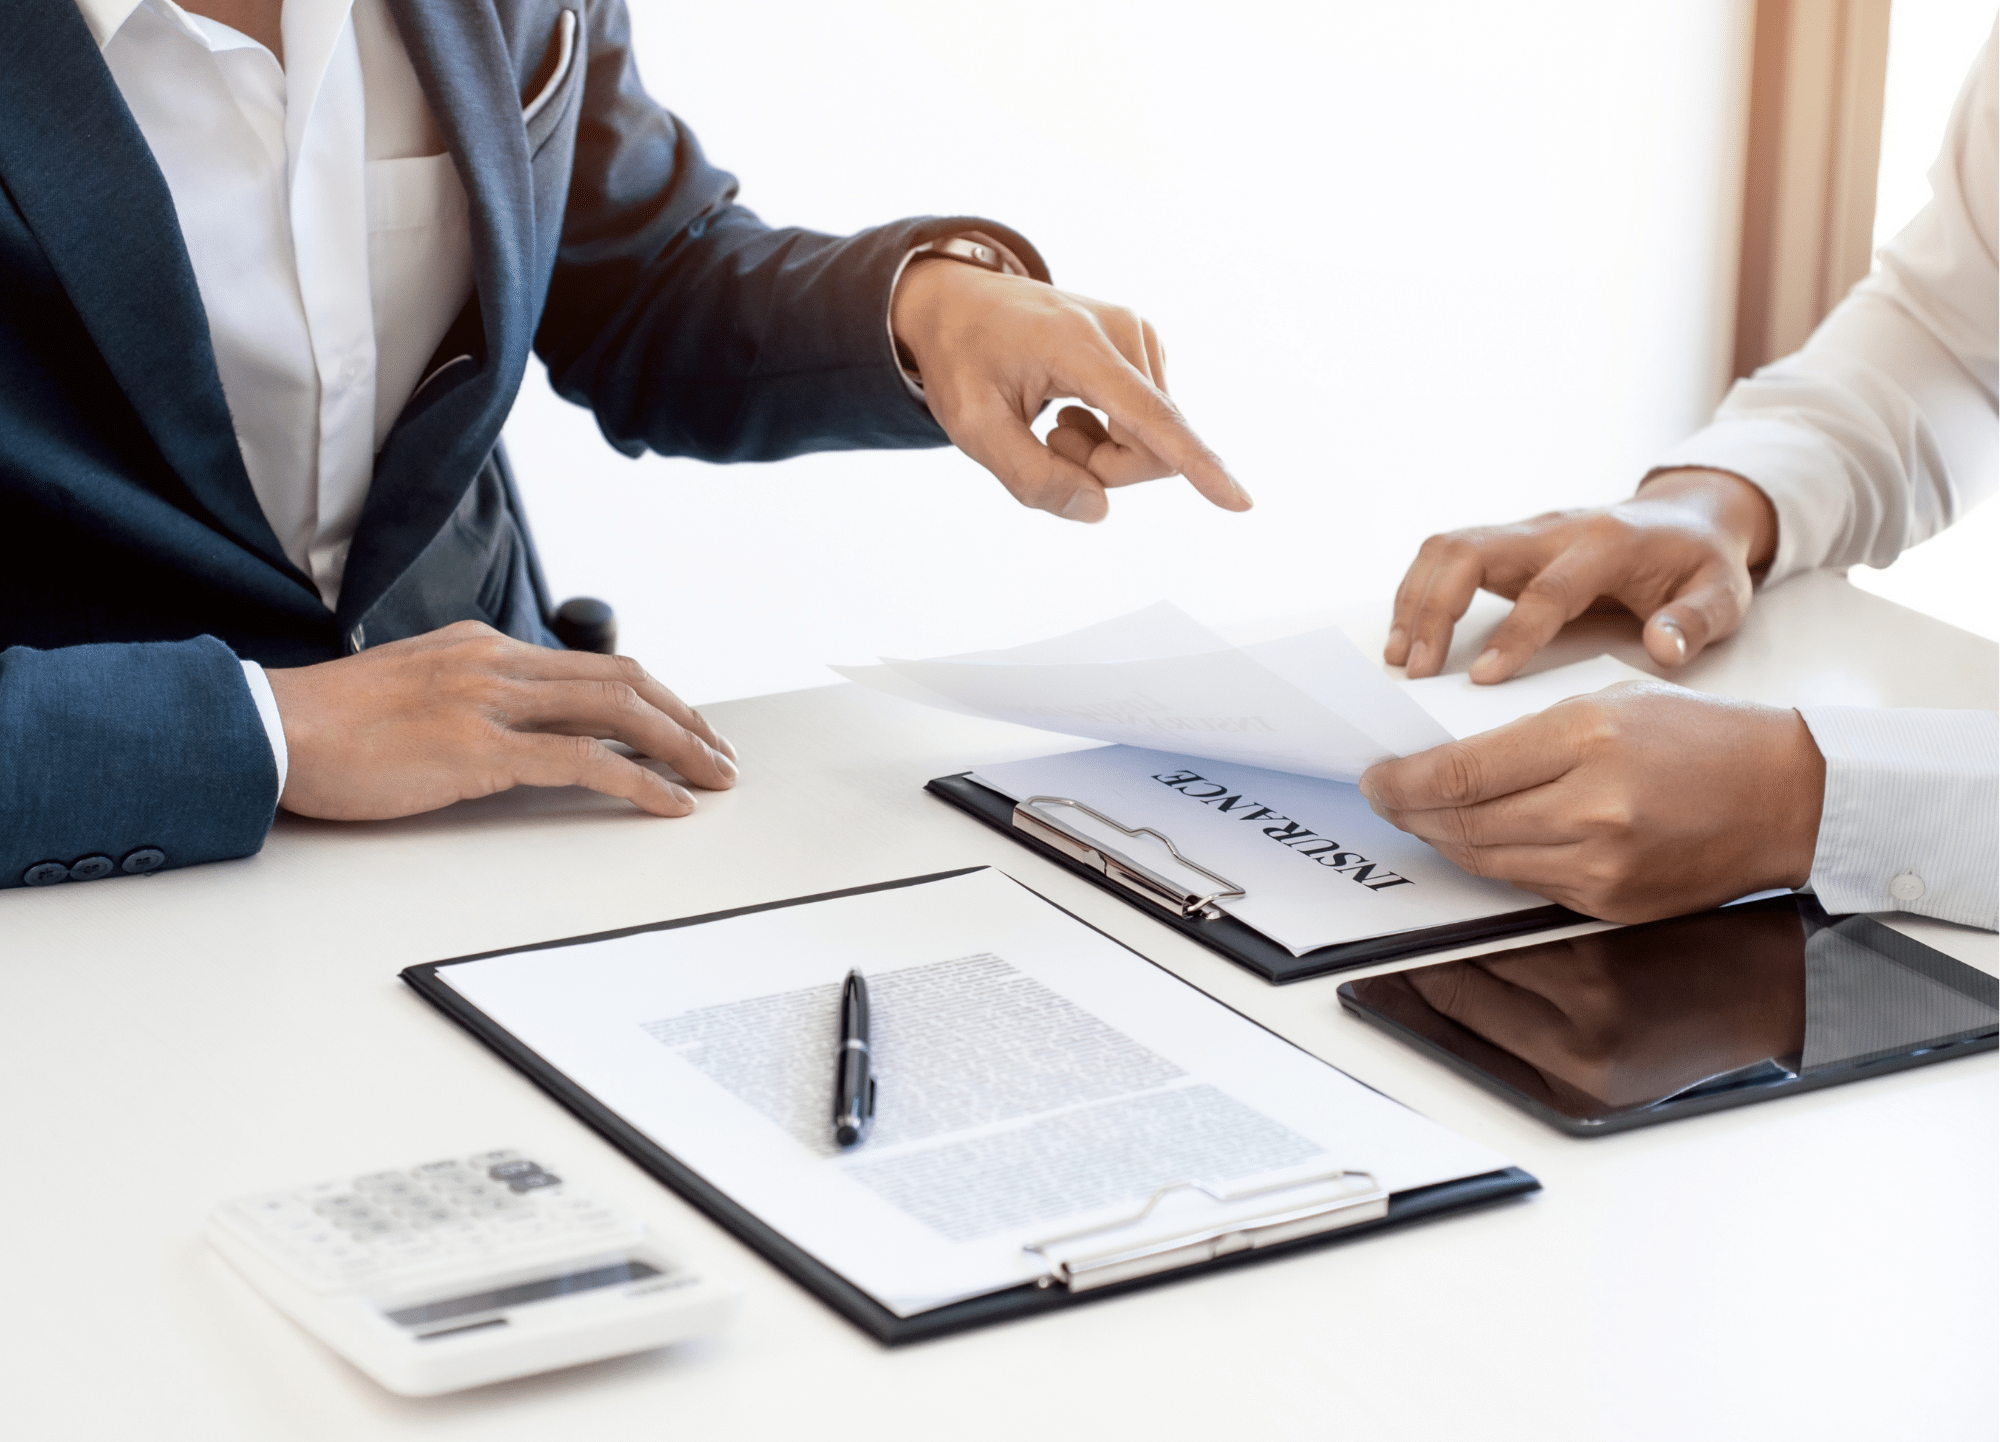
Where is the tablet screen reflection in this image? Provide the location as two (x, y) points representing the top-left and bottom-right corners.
(1365, 904), (1810, 1120)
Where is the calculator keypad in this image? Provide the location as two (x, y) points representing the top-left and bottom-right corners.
(228, 1151), (639, 1288)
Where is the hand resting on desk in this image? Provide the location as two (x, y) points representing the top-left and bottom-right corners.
(1359, 681), (1824, 923)
(1384, 468), (1778, 684)
(265, 622), (737, 822)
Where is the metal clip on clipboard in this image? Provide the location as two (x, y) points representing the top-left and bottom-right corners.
(1023, 1169), (1388, 1292)
(1012, 795), (1247, 921)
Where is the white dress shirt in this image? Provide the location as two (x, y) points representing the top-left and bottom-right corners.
(81, 0), (477, 795)
(1653, 26), (1999, 930)
(85, 0), (474, 609)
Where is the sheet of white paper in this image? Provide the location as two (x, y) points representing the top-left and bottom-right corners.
(437, 870), (1510, 1316)
(970, 747), (1547, 955)
(1398, 654), (1655, 740)
(833, 603), (1450, 783)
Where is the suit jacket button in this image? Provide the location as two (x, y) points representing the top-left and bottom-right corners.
(68, 855), (115, 881)
(121, 847), (167, 875)
(23, 862), (69, 886)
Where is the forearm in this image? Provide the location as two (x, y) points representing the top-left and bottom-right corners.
(1799, 706), (1998, 930)
(542, 207), (1046, 462)
(1, 637), (280, 888)
(1649, 293), (1995, 585)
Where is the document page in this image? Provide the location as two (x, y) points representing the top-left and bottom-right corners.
(835, 602), (1650, 781)
(833, 602), (1452, 782)
(437, 869), (1510, 1316)
(970, 746), (1548, 956)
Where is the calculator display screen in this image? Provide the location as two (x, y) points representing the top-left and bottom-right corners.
(1340, 896), (1997, 1124)
(383, 1259), (661, 1330)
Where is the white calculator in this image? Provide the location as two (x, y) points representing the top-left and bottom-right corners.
(206, 1148), (738, 1396)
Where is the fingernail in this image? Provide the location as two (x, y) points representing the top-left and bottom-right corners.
(1060, 490), (1103, 522)
(1471, 647), (1503, 682)
(711, 748), (738, 783)
(1406, 639), (1428, 674)
(1357, 775), (1376, 802)
(713, 733), (739, 763)
(1655, 616), (1687, 661)
(1230, 477), (1254, 507)
(668, 784), (695, 808)
(1386, 626), (1408, 657)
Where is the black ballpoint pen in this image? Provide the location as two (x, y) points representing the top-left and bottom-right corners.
(832, 969), (875, 1147)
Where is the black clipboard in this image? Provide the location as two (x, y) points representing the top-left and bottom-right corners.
(926, 773), (1581, 985)
(400, 868), (1540, 1344)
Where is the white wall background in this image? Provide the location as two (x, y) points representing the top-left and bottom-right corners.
(506, 1), (1757, 704)
(1844, 0), (1999, 641)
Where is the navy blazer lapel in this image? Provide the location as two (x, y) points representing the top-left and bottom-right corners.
(0, 0), (302, 585)
(339, 0), (537, 630)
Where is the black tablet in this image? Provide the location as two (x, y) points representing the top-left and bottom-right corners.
(1338, 896), (1998, 1135)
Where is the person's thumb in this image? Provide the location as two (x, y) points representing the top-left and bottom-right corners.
(1643, 560), (1750, 666)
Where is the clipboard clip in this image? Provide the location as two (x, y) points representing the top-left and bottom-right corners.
(1012, 795), (1246, 921)
(1023, 1169), (1388, 1292)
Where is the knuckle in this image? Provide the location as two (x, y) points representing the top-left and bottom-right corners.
(1435, 745), (1486, 806)
(593, 680), (644, 715)
(1580, 511), (1630, 545)
(1579, 800), (1636, 837)
(1519, 571), (1577, 606)
(1443, 843), (1489, 878)
(1561, 698), (1623, 750)
(611, 653), (649, 687)
(557, 733), (603, 770)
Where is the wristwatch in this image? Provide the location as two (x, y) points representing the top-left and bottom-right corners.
(905, 235), (1017, 276)
(890, 233), (1028, 395)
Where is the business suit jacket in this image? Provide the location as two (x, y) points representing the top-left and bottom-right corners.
(0, 0), (1044, 889)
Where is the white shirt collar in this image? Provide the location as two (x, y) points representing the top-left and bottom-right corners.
(74, 0), (144, 48)
(76, 0), (281, 53)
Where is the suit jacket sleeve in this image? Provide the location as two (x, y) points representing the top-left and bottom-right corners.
(0, 636), (280, 890)
(533, 0), (1049, 464)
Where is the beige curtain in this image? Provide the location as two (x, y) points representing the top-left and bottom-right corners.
(1733, 0), (1893, 377)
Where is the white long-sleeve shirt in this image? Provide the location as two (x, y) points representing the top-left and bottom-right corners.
(83, 0), (476, 611)
(82, 0), (481, 797)
(1653, 25), (1999, 930)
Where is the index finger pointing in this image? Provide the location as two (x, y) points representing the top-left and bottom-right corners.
(1063, 351), (1250, 512)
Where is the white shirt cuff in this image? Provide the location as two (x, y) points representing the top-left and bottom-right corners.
(1799, 706), (1998, 929)
(1646, 416), (1854, 588)
(240, 659), (290, 799)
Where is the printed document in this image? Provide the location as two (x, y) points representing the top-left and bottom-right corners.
(969, 746), (1549, 955)
(835, 602), (1650, 781)
(436, 869), (1511, 1316)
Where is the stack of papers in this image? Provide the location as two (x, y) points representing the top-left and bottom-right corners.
(833, 602), (1646, 781)
(835, 604), (1653, 956)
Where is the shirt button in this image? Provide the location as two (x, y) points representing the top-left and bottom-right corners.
(1888, 870), (1926, 902)
(23, 861), (69, 887)
(68, 855), (114, 881)
(121, 847), (167, 875)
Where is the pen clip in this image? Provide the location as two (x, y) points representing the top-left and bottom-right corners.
(1012, 795), (1246, 921)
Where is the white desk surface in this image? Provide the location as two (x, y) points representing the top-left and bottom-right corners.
(5, 572), (1994, 1442)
